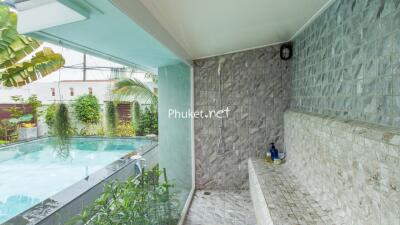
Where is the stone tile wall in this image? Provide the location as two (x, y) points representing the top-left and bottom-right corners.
(284, 110), (400, 225)
(193, 45), (290, 190)
(291, 0), (400, 127)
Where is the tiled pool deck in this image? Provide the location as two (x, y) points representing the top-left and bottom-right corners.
(184, 190), (256, 225)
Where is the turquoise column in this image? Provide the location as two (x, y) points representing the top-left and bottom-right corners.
(158, 62), (192, 210)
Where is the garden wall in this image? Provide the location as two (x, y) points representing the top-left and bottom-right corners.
(193, 45), (290, 190)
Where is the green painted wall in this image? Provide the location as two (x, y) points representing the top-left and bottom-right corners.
(158, 63), (192, 209)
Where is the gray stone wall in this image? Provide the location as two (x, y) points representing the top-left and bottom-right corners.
(284, 111), (400, 225)
(291, 0), (400, 127)
(193, 45), (290, 190)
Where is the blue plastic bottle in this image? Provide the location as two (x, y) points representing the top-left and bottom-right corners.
(269, 143), (278, 160)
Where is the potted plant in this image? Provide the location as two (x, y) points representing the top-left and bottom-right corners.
(16, 114), (36, 140)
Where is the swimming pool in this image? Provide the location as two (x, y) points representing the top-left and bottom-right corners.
(0, 137), (152, 223)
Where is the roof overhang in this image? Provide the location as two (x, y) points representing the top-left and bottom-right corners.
(13, 0), (190, 73)
(15, 0), (89, 34)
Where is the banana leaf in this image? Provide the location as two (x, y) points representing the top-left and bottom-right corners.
(0, 4), (64, 87)
(1, 47), (65, 87)
(0, 6), (41, 68)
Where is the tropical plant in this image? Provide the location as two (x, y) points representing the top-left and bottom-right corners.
(53, 103), (72, 145)
(45, 104), (56, 128)
(0, 5), (65, 87)
(113, 76), (157, 104)
(142, 102), (158, 135)
(73, 94), (101, 124)
(105, 101), (117, 135)
(26, 94), (42, 123)
(132, 101), (143, 136)
(3, 95), (33, 125)
(113, 73), (159, 136)
(3, 95), (23, 119)
(68, 167), (180, 225)
(0, 119), (17, 141)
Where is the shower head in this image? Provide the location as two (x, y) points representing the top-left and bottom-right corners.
(217, 57), (226, 75)
(218, 57), (226, 65)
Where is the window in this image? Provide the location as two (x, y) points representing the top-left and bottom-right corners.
(51, 88), (55, 97)
(70, 88), (74, 96)
(88, 87), (93, 95)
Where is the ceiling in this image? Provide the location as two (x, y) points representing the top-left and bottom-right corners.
(15, 0), (333, 71)
(18, 0), (185, 72)
(138, 0), (331, 59)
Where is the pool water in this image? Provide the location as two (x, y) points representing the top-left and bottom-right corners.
(0, 137), (151, 223)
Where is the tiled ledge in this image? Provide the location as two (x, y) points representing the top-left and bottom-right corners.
(248, 158), (335, 225)
(284, 110), (400, 225)
(287, 110), (400, 147)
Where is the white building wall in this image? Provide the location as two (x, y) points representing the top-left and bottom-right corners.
(0, 81), (113, 105)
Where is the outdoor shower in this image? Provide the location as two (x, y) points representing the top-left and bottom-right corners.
(217, 57), (226, 155)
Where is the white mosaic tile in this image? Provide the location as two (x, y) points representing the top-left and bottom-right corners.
(285, 111), (400, 225)
(184, 190), (256, 225)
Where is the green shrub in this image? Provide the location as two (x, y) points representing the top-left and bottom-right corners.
(105, 101), (117, 135)
(142, 102), (158, 135)
(45, 104), (57, 128)
(26, 95), (42, 123)
(116, 122), (135, 137)
(73, 94), (101, 124)
(79, 123), (105, 136)
(0, 120), (17, 142)
(69, 167), (180, 225)
(132, 102), (158, 136)
(4, 95), (24, 119)
(132, 101), (143, 135)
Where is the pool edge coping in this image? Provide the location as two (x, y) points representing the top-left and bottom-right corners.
(0, 135), (157, 150)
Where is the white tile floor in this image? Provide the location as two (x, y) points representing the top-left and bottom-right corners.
(184, 190), (257, 225)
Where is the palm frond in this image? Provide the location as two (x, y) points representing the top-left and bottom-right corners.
(113, 78), (156, 103)
(144, 72), (158, 84)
